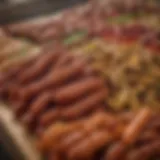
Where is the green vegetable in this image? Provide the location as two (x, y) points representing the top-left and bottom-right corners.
(63, 31), (87, 45)
(107, 13), (136, 24)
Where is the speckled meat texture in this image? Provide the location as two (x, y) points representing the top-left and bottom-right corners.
(44, 108), (160, 160)
(0, 0), (159, 160)
(4, 0), (160, 44)
(0, 44), (107, 133)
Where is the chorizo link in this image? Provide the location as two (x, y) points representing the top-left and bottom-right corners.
(14, 101), (28, 117)
(27, 92), (52, 116)
(122, 108), (152, 145)
(37, 28), (62, 43)
(54, 53), (73, 68)
(39, 108), (112, 130)
(48, 152), (63, 160)
(126, 141), (160, 160)
(147, 116), (160, 130)
(60, 88), (107, 119)
(0, 54), (38, 87)
(68, 130), (111, 159)
(21, 92), (52, 126)
(104, 143), (127, 160)
(118, 111), (135, 124)
(54, 77), (105, 104)
(6, 23), (41, 40)
(38, 122), (83, 152)
(39, 108), (60, 127)
(16, 60), (85, 102)
(57, 112), (114, 151)
(18, 51), (59, 84)
(56, 131), (88, 151)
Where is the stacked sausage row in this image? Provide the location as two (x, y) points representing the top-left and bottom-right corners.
(4, 0), (159, 44)
(4, 3), (105, 43)
(39, 108), (160, 160)
(0, 44), (107, 134)
(0, 40), (159, 160)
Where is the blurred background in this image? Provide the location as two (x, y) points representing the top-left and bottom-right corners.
(0, 144), (12, 160)
(0, 0), (86, 24)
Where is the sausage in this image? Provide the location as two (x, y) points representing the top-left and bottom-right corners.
(147, 116), (160, 130)
(18, 51), (59, 84)
(37, 28), (62, 43)
(118, 111), (135, 125)
(60, 88), (107, 119)
(137, 131), (159, 144)
(88, 17), (106, 36)
(54, 77), (105, 104)
(36, 19), (65, 42)
(48, 152), (63, 160)
(68, 130), (111, 159)
(0, 54), (38, 87)
(54, 53), (73, 68)
(104, 143), (127, 160)
(126, 140), (160, 160)
(14, 100), (30, 118)
(6, 23), (41, 40)
(83, 111), (115, 130)
(0, 84), (9, 100)
(15, 60), (85, 102)
(122, 108), (152, 145)
(39, 108), (60, 127)
(7, 84), (21, 105)
(21, 92), (52, 127)
(28, 92), (52, 116)
(37, 21), (56, 32)
(38, 122), (83, 152)
(39, 107), (111, 130)
(119, 25), (149, 42)
(57, 112), (114, 151)
(56, 131), (88, 151)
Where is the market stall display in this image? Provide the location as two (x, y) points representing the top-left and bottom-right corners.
(0, 0), (159, 160)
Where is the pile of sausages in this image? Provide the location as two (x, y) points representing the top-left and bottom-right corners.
(4, 0), (159, 46)
(38, 108), (160, 160)
(0, 38), (159, 160)
(0, 44), (107, 134)
(4, 2), (107, 43)
(0, 1), (159, 160)
(0, 0), (150, 43)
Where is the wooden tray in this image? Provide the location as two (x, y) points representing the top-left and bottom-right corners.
(0, 103), (41, 160)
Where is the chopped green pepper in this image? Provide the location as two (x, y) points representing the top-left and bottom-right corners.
(63, 31), (87, 45)
(107, 13), (139, 24)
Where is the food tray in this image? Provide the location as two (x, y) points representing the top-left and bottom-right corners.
(0, 0), (159, 160)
